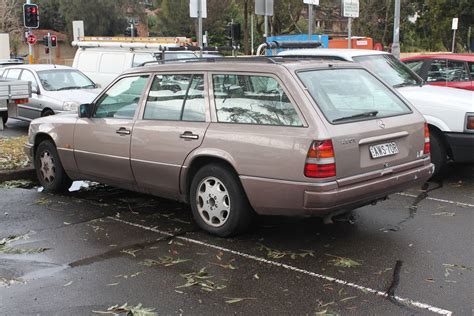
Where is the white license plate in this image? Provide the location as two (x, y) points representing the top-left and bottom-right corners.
(369, 142), (399, 159)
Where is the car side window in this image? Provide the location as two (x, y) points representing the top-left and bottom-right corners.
(404, 60), (424, 75)
(212, 74), (303, 126)
(5, 68), (21, 80)
(19, 70), (38, 91)
(469, 62), (474, 79)
(93, 75), (149, 119)
(143, 74), (205, 122)
(446, 60), (469, 82)
(426, 59), (447, 82)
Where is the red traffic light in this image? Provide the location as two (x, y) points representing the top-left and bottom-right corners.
(50, 35), (57, 47)
(23, 4), (39, 28)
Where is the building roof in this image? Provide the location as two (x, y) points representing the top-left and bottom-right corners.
(31, 29), (67, 42)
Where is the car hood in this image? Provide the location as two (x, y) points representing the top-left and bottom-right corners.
(45, 88), (101, 104)
(397, 85), (474, 112)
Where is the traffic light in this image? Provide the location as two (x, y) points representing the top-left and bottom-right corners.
(124, 26), (137, 37)
(43, 35), (50, 46)
(225, 22), (241, 46)
(50, 35), (57, 47)
(23, 4), (39, 28)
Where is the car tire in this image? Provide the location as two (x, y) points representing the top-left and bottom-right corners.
(35, 140), (72, 192)
(190, 163), (255, 237)
(429, 131), (447, 177)
(1, 111), (7, 125)
(41, 109), (54, 117)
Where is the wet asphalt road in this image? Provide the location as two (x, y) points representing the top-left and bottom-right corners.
(0, 120), (473, 315)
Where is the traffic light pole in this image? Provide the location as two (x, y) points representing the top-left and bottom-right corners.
(198, 0), (203, 58)
(26, 0), (33, 64)
(47, 32), (52, 64)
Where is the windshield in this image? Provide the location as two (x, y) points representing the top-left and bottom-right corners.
(297, 68), (412, 124)
(353, 54), (423, 87)
(38, 69), (96, 91)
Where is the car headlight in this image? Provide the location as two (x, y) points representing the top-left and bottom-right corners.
(62, 101), (79, 111)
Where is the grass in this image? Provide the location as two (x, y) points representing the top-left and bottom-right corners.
(0, 136), (30, 170)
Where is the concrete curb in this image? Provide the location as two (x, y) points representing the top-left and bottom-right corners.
(0, 166), (36, 182)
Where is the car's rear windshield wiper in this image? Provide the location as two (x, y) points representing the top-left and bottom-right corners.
(332, 111), (379, 123)
(56, 86), (81, 91)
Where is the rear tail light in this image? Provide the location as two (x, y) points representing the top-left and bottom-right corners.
(423, 123), (430, 156)
(13, 98), (29, 104)
(466, 115), (474, 131)
(304, 140), (336, 178)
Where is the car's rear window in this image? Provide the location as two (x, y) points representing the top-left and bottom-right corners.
(297, 68), (412, 124)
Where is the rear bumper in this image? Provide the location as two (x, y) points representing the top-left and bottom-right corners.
(445, 132), (474, 163)
(240, 159), (434, 216)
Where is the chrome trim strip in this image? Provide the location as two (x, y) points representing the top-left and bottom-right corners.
(131, 158), (181, 168)
(359, 131), (409, 145)
(74, 149), (129, 160)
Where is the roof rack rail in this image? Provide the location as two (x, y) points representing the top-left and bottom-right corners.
(138, 56), (280, 67)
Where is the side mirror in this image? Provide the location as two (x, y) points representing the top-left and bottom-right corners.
(33, 86), (40, 95)
(78, 103), (92, 118)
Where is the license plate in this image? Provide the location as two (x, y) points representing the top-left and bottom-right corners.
(369, 142), (399, 159)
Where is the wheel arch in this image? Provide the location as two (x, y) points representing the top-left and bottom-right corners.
(181, 154), (240, 204)
(33, 133), (56, 157)
(428, 124), (452, 158)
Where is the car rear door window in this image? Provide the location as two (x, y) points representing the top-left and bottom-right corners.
(143, 74), (205, 122)
(212, 74), (302, 126)
(19, 70), (38, 91)
(94, 75), (149, 119)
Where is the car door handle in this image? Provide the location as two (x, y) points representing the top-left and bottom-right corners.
(116, 127), (131, 136)
(180, 131), (199, 140)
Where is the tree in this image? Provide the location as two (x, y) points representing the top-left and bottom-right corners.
(0, 0), (23, 55)
(36, 0), (66, 31)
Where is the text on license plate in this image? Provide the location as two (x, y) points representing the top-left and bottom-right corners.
(369, 142), (399, 159)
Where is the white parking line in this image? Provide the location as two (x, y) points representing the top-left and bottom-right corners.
(109, 217), (453, 316)
(398, 192), (474, 208)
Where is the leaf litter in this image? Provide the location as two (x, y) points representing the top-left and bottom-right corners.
(224, 297), (257, 304)
(141, 257), (190, 267)
(92, 303), (157, 316)
(443, 263), (472, 277)
(326, 254), (361, 268)
(257, 243), (315, 259)
(0, 136), (30, 170)
(0, 180), (35, 189)
(176, 268), (226, 292)
(0, 234), (49, 254)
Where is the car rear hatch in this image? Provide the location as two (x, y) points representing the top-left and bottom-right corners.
(297, 66), (428, 183)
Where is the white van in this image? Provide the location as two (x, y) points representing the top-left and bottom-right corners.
(73, 47), (222, 88)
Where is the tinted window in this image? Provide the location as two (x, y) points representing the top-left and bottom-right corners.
(212, 74), (302, 126)
(298, 69), (411, 124)
(469, 62), (474, 79)
(94, 75), (149, 119)
(144, 74), (205, 122)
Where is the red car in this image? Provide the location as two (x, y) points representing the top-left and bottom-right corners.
(402, 54), (474, 91)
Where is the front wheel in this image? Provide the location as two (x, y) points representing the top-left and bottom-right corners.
(190, 164), (255, 237)
(429, 131), (447, 177)
(35, 140), (72, 192)
(1, 111), (7, 125)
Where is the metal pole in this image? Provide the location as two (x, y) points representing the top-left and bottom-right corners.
(27, 0), (33, 64)
(308, 4), (313, 39)
(451, 29), (456, 53)
(348, 17), (352, 49)
(251, 14), (254, 55)
(264, 15), (268, 39)
(198, 0), (203, 57)
(47, 32), (52, 64)
(131, 23), (134, 38)
(392, 0), (401, 58)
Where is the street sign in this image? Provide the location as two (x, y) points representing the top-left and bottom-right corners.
(303, 0), (319, 5)
(343, 0), (359, 18)
(452, 18), (458, 30)
(190, 0), (207, 18)
(255, 0), (273, 16)
(26, 34), (37, 45)
(73, 21), (85, 41)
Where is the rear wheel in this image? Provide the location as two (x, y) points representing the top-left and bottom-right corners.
(190, 163), (254, 237)
(35, 140), (72, 192)
(429, 131), (447, 177)
(1, 111), (7, 125)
